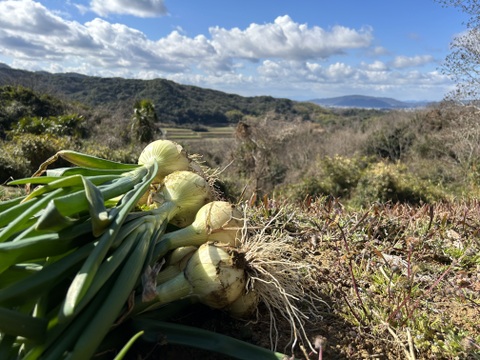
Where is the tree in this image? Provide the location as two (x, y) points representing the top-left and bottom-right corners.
(444, 27), (480, 100)
(436, 0), (480, 100)
(434, 1), (480, 180)
(131, 99), (157, 143)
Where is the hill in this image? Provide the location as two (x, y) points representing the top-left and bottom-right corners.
(309, 94), (431, 109)
(0, 65), (328, 125)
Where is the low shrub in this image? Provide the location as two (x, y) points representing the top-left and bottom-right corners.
(277, 157), (447, 206)
(362, 111), (418, 162)
(9, 114), (89, 138)
(0, 134), (76, 182)
(0, 142), (30, 183)
(350, 162), (446, 207)
(79, 141), (141, 165)
(276, 155), (370, 202)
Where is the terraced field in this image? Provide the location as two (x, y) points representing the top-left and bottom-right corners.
(162, 126), (235, 140)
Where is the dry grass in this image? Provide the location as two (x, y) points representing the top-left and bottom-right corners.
(228, 197), (480, 359)
(0, 185), (25, 200)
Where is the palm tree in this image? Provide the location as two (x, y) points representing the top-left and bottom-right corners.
(131, 99), (157, 143)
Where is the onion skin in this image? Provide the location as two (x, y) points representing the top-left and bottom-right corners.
(225, 289), (259, 319)
(136, 243), (247, 314)
(159, 201), (244, 252)
(150, 170), (214, 228)
(184, 243), (246, 309)
(138, 140), (190, 183)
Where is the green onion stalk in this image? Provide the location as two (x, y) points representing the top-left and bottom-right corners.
(154, 246), (198, 284)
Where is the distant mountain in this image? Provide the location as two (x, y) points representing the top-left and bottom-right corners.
(309, 95), (432, 109)
(0, 66), (329, 125)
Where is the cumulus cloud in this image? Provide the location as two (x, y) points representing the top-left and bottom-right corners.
(325, 62), (355, 81)
(391, 55), (434, 68)
(0, 1), (176, 71)
(253, 56), (441, 95)
(0, 3), (373, 74)
(90, 0), (167, 18)
(209, 15), (373, 61)
(0, 0), (99, 60)
(0, 0), (68, 35)
(361, 60), (388, 71)
(155, 31), (215, 59)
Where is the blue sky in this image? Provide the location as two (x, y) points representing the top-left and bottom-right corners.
(0, 0), (469, 101)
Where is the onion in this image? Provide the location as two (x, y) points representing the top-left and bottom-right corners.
(154, 201), (243, 260)
(185, 243), (246, 308)
(149, 170), (214, 228)
(139, 243), (246, 312)
(225, 289), (259, 319)
(138, 140), (190, 183)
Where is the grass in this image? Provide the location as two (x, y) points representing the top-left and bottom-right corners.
(0, 185), (24, 201)
(227, 198), (480, 359)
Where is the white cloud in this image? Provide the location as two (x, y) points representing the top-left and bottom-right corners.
(90, 0), (167, 18)
(209, 15), (373, 61)
(0, 4), (373, 74)
(361, 60), (388, 71)
(0, 0), (68, 35)
(0, 0), (100, 60)
(325, 62), (355, 81)
(368, 46), (389, 56)
(257, 59), (288, 78)
(391, 55), (435, 68)
(240, 58), (450, 99)
(155, 31), (215, 59)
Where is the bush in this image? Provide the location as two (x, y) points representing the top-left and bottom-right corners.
(277, 176), (328, 203)
(0, 142), (30, 183)
(276, 155), (370, 202)
(80, 141), (140, 165)
(0, 134), (76, 182)
(362, 112), (417, 161)
(315, 155), (369, 197)
(0, 85), (67, 138)
(277, 157), (447, 206)
(9, 114), (89, 138)
(350, 162), (445, 207)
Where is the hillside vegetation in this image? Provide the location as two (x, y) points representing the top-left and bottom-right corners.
(0, 80), (479, 359)
(0, 66), (331, 126)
